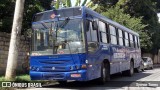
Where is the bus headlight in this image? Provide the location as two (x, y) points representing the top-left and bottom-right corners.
(70, 66), (74, 70)
(85, 60), (88, 64)
(31, 66), (35, 71)
(30, 66), (38, 71)
(29, 66), (32, 70)
(76, 65), (80, 69)
(36, 68), (39, 71)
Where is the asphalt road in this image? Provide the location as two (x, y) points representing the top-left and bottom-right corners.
(19, 66), (160, 90)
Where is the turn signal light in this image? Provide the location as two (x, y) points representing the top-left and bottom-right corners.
(81, 64), (87, 69)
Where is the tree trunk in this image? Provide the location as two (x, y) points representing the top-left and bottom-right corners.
(5, 0), (25, 80)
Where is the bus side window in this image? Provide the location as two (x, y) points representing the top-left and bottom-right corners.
(132, 35), (135, 48)
(86, 20), (92, 41)
(122, 30), (125, 46)
(99, 21), (107, 43)
(124, 32), (129, 47)
(118, 29), (124, 46)
(109, 25), (117, 45)
(137, 36), (140, 48)
(129, 34), (134, 47)
(91, 22), (98, 42)
(106, 24), (110, 43)
(86, 20), (98, 53)
(134, 36), (138, 48)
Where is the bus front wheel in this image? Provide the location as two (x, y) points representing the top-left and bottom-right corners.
(98, 62), (110, 84)
(127, 61), (134, 76)
(58, 81), (67, 85)
(135, 66), (141, 73)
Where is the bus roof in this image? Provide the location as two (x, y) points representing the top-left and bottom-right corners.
(34, 6), (139, 36)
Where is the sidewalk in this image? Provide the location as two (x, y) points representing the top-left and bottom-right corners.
(153, 64), (160, 68)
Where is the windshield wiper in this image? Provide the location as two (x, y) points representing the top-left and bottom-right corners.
(59, 17), (70, 28)
(53, 17), (70, 54)
(50, 21), (59, 54)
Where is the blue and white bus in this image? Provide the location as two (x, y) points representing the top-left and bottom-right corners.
(30, 6), (141, 84)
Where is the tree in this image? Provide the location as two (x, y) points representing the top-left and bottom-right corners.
(54, 0), (97, 10)
(117, 0), (160, 54)
(55, 0), (60, 9)
(75, 0), (87, 6)
(0, 0), (15, 33)
(5, 0), (25, 80)
(156, 0), (160, 12)
(102, 5), (151, 51)
(22, 0), (44, 35)
(0, 0), (47, 34)
(81, 0), (87, 6)
(38, 0), (52, 10)
(66, 0), (72, 7)
(75, 0), (80, 6)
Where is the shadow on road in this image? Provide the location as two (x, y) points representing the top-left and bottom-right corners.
(41, 71), (152, 90)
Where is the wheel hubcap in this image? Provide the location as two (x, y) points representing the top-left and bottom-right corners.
(103, 66), (106, 81)
(131, 63), (133, 74)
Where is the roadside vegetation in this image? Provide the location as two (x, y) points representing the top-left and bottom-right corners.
(0, 74), (30, 81)
(0, 74), (55, 90)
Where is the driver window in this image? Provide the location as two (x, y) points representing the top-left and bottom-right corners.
(86, 20), (98, 53)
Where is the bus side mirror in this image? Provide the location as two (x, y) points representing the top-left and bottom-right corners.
(88, 42), (98, 53)
(92, 21), (98, 30)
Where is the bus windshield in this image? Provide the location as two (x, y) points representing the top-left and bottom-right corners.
(32, 19), (85, 55)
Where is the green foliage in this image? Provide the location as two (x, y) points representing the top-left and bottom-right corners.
(102, 6), (151, 51)
(92, 0), (118, 13)
(157, 0), (160, 11)
(55, 0), (60, 9)
(0, 0), (15, 33)
(0, 74), (30, 81)
(66, 0), (72, 7)
(75, 0), (80, 6)
(117, 0), (160, 53)
(0, 0), (51, 33)
(22, 0), (44, 34)
(38, 0), (52, 10)
(81, 0), (87, 6)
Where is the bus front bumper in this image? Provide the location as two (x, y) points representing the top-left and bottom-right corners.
(30, 70), (87, 81)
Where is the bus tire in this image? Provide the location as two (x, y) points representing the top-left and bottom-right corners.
(135, 66), (141, 73)
(123, 61), (134, 77)
(98, 62), (110, 84)
(127, 61), (134, 76)
(58, 81), (67, 85)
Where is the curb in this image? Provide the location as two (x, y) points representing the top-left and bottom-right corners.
(153, 64), (160, 68)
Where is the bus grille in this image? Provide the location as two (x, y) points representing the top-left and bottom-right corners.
(39, 60), (70, 64)
(40, 66), (66, 72)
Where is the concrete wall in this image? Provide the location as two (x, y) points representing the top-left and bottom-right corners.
(0, 32), (30, 75)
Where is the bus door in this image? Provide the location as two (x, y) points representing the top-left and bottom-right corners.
(86, 19), (101, 79)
